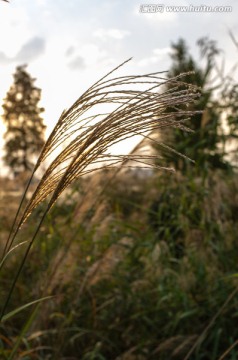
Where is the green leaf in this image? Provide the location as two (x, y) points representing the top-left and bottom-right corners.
(1, 296), (53, 323)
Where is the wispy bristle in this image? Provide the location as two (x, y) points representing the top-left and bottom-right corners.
(0, 59), (201, 319)
(4, 59), (200, 253)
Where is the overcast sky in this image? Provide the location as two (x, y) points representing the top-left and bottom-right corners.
(0, 0), (237, 161)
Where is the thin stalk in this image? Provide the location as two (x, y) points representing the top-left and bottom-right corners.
(1, 170), (35, 260)
(0, 204), (50, 320)
(183, 286), (238, 360)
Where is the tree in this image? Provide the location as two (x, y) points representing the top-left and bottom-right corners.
(158, 38), (230, 173)
(2, 65), (46, 176)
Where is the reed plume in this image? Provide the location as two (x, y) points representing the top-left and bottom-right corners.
(0, 58), (200, 319)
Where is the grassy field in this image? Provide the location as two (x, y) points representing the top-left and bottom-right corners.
(1, 166), (238, 360)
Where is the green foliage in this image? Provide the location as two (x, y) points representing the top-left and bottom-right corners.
(158, 38), (231, 173)
(2, 65), (45, 176)
(1, 169), (238, 359)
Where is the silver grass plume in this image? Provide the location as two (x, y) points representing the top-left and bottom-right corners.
(0, 59), (200, 318)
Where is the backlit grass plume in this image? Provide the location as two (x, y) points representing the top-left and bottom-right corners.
(0, 58), (200, 318)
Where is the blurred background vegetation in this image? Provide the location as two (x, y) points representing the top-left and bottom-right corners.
(1, 36), (238, 360)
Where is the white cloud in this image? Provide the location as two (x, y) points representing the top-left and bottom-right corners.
(0, 52), (9, 65)
(65, 46), (75, 57)
(36, 0), (47, 6)
(66, 43), (109, 70)
(153, 48), (171, 56)
(16, 37), (46, 62)
(93, 28), (130, 40)
(137, 47), (171, 67)
(0, 37), (46, 64)
(68, 55), (85, 70)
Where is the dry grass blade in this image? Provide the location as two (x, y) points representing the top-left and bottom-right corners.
(183, 286), (238, 360)
(153, 335), (187, 354)
(0, 59), (200, 319)
(218, 338), (238, 360)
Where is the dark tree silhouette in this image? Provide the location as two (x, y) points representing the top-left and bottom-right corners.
(157, 38), (230, 173)
(2, 65), (46, 176)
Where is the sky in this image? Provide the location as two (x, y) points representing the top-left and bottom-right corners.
(0, 0), (237, 168)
